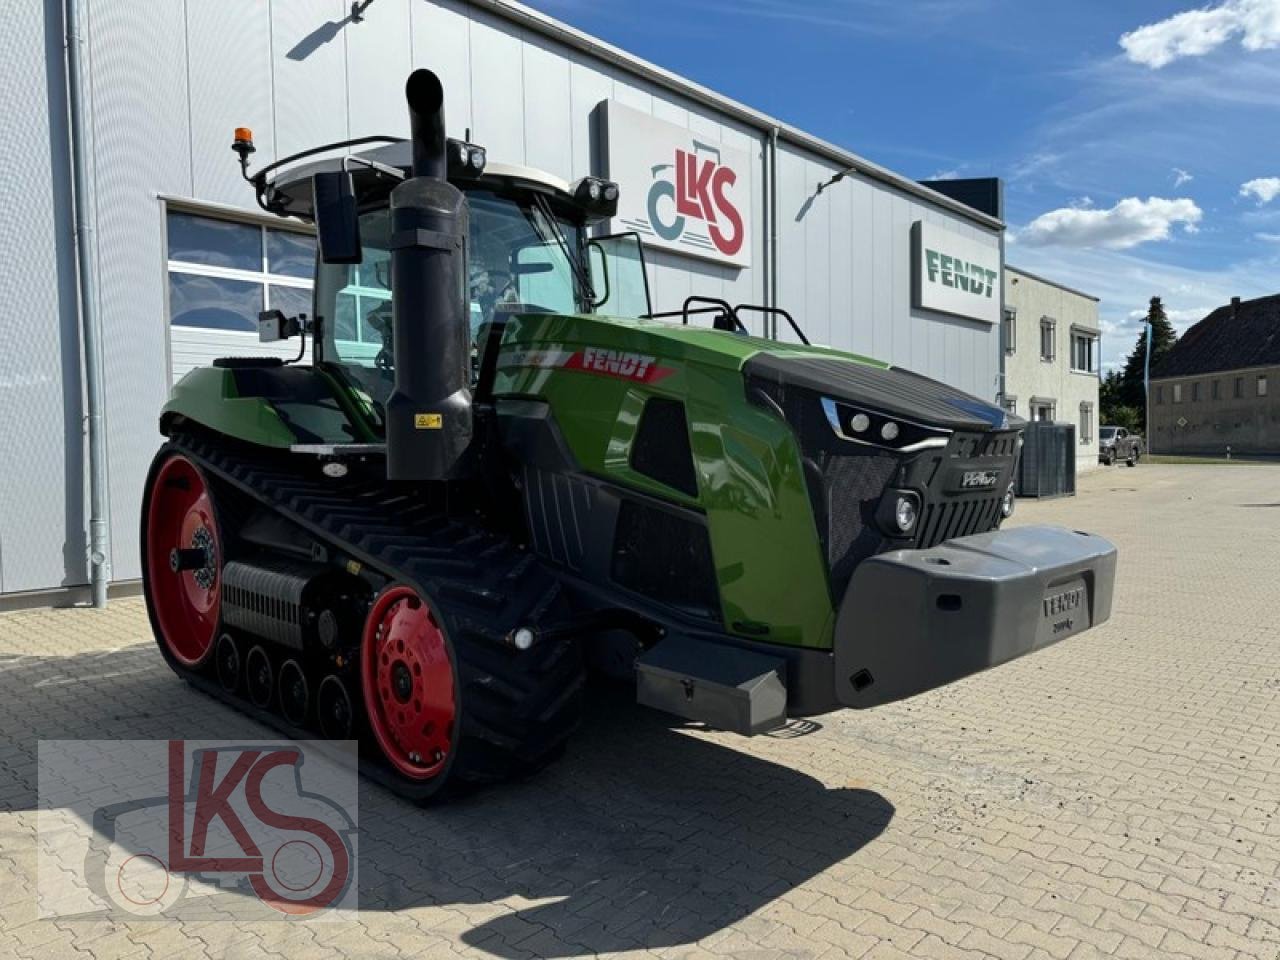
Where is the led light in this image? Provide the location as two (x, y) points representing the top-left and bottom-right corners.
(895, 496), (917, 533)
(603, 182), (619, 201)
(469, 147), (486, 170)
(587, 180), (602, 201)
(322, 461), (348, 478)
(881, 421), (900, 441)
(512, 627), (535, 651)
(453, 141), (469, 165)
(1001, 483), (1016, 519)
(849, 412), (870, 433)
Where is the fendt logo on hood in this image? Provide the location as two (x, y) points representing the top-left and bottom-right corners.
(605, 101), (753, 268)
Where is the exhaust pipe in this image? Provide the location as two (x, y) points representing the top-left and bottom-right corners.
(385, 68), (473, 481)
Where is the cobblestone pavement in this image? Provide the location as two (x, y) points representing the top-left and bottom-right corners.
(2, 464), (1278, 959)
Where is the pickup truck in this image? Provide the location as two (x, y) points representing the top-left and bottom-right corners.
(1099, 425), (1143, 465)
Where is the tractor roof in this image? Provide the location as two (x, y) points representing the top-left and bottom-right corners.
(263, 141), (579, 221)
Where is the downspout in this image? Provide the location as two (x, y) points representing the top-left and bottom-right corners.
(65, 0), (111, 607)
(767, 126), (780, 336)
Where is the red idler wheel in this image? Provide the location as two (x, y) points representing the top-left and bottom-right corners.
(360, 585), (456, 780)
(145, 454), (222, 669)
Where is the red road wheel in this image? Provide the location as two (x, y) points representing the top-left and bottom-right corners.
(360, 585), (456, 781)
(145, 454), (221, 669)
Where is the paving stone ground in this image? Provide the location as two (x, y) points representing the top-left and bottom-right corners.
(1, 463), (1278, 959)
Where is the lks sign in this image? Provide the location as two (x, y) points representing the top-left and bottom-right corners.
(601, 100), (752, 268)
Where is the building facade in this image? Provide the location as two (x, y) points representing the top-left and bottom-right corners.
(4, 0), (1005, 604)
(1150, 295), (1280, 456)
(1000, 266), (1101, 475)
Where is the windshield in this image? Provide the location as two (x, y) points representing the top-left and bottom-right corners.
(314, 188), (593, 416)
(1100, 427), (1118, 440)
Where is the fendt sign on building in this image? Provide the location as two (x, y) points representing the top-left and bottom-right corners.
(911, 220), (1000, 324)
(600, 100), (752, 268)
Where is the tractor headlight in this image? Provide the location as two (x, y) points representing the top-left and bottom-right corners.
(1001, 482), (1016, 519)
(468, 146), (486, 171)
(849, 412), (870, 433)
(895, 495), (918, 533)
(877, 489), (921, 537)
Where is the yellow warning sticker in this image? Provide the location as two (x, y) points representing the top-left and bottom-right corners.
(345, 559), (362, 576)
(414, 413), (443, 429)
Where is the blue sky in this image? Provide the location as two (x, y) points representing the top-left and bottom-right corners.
(529, 0), (1280, 371)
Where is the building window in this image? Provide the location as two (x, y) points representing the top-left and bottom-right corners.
(1040, 317), (1056, 362)
(1001, 394), (1017, 415)
(1212, 379), (1220, 400)
(1192, 381), (1200, 402)
(1173, 383), (1183, 403)
(1260, 375), (1269, 397)
(1002, 308), (1016, 355)
(1030, 398), (1056, 422)
(166, 209), (314, 333)
(1070, 331), (1097, 373)
(1235, 377), (1243, 398)
(1155, 385), (1163, 405)
(1079, 402), (1093, 443)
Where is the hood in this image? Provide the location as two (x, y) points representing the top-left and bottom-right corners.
(743, 352), (1011, 432)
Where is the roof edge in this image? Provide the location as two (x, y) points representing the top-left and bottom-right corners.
(1006, 265), (1100, 302)
(469, 0), (1005, 232)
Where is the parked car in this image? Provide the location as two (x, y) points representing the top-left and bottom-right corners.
(1099, 425), (1143, 466)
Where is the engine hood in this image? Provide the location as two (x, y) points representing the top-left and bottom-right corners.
(743, 353), (1013, 432)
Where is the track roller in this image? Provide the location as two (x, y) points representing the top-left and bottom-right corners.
(317, 675), (354, 739)
(246, 645), (274, 708)
(279, 659), (309, 726)
(215, 634), (240, 692)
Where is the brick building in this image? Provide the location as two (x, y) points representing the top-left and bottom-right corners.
(1150, 294), (1280, 455)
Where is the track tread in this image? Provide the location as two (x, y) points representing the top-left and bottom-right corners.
(152, 434), (585, 801)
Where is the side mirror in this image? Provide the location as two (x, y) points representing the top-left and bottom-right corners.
(312, 171), (362, 264)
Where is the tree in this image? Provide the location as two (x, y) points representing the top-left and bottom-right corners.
(1099, 370), (1141, 432)
(1116, 296), (1178, 424)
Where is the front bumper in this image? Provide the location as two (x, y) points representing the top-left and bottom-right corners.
(833, 524), (1116, 708)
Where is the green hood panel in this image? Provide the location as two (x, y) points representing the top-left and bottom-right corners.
(160, 365), (374, 448)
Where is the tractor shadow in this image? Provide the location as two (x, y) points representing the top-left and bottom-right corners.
(1, 643), (893, 957)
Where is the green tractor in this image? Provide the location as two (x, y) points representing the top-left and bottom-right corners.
(142, 70), (1116, 800)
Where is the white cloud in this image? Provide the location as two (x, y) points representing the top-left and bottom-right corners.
(929, 168), (961, 181)
(1017, 196), (1203, 249)
(1240, 176), (1280, 203)
(1120, 0), (1280, 69)
(1172, 167), (1194, 186)
(1257, 231), (1280, 241)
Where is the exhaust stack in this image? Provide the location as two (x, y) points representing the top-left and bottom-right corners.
(385, 68), (473, 481)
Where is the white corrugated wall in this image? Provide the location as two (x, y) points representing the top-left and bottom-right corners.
(5, 0), (999, 596)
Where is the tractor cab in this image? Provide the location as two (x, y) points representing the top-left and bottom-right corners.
(246, 137), (652, 425)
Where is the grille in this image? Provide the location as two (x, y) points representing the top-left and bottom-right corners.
(916, 495), (1002, 548)
(222, 559), (317, 649)
(821, 452), (899, 590)
(611, 499), (719, 619)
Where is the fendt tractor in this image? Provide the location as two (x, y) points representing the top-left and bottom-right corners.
(142, 70), (1117, 800)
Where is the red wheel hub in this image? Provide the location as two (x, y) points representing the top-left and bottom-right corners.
(146, 455), (221, 668)
(361, 586), (456, 780)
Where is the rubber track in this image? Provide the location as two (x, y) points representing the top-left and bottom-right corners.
(164, 433), (584, 801)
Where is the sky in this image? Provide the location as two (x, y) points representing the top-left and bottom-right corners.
(526, 0), (1280, 372)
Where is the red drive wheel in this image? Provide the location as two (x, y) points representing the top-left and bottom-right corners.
(145, 454), (222, 669)
(361, 585), (456, 780)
